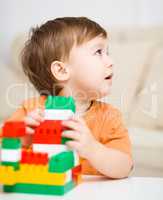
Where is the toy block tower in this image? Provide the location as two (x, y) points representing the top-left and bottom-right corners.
(0, 96), (82, 195)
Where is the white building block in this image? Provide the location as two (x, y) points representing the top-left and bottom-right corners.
(33, 144), (69, 158)
(73, 150), (80, 166)
(66, 170), (72, 183)
(1, 149), (21, 162)
(44, 109), (74, 120)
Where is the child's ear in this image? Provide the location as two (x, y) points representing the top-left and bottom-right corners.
(50, 61), (70, 81)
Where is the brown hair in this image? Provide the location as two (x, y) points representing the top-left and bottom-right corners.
(21, 17), (107, 95)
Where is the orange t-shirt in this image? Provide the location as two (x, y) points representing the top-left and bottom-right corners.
(1, 96), (132, 175)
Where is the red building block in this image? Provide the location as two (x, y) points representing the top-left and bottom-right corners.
(2, 121), (26, 137)
(72, 165), (82, 175)
(33, 120), (63, 144)
(21, 149), (48, 165)
(72, 165), (82, 185)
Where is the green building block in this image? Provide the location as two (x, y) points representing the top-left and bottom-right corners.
(49, 151), (74, 173)
(3, 181), (75, 195)
(2, 138), (21, 149)
(45, 96), (76, 112)
(1, 161), (19, 170)
(61, 137), (72, 144)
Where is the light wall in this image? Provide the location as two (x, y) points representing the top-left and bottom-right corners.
(0, 0), (163, 123)
(0, 0), (163, 63)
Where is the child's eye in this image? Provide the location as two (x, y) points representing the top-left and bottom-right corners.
(95, 49), (103, 55)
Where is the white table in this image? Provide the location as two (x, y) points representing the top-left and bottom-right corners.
(0, 176), (163, 200)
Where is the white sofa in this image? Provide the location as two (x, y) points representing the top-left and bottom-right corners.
(129, 127), (163, 177)
(0, 27), (163, 177)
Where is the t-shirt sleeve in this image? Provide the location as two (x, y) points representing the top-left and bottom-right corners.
(6, 106), (27, 121)
(100, 106), (132, 158)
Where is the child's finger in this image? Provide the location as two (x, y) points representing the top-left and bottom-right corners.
(29, 110), (44, 122)
(66, 141), (80, 151)
(71, 114), (86, 125)
(62, 120), (82, 132)
(35, 108), (45, 117)
(24, 116), (40, 127)
(26, 126), (35, 134)
(62, 130), (80, 141)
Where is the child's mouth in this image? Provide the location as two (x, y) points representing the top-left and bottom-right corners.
(105, 73), (113, 80)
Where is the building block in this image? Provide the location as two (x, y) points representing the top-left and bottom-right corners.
(17, 164), (72, 185)
(0, 166), (16, 185)
(1, 149), (21, 162)
(61, 128), (73, 144)
(72, 165), (82, 185)
(72, 165), (82, 174)
(44, 109), (74, 120)
(2, 122), (26, 137)
(2, 138), (21, 149)
(73, 173), (82, 185)
(45, 95), (76, 113)
(33, 120), (62, 144)
(1, 161), (19, 170)
(0, 164), (72, 186)
(21, 149), (48, 165)
(3, 181), (75, 195)
(0, 95), (81, 196)
(33, 144), (68, 158)
(73, 150), (80, 166)
(61, 137), (71, 144)
(48, 151), (74, 173)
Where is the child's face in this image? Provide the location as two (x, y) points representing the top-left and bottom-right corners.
(66, 35), (113, 100)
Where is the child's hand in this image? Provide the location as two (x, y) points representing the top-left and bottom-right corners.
(62, 115), (97, 159)
(24, 109), (44, 134)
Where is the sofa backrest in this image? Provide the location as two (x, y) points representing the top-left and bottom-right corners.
(0, 27), (163, 130)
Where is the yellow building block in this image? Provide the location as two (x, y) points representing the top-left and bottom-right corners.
(0, 166), (16, 185)
(16, 164), (71, 185)
(0, 164), (72, 186)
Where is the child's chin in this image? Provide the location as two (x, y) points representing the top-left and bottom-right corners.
(93, 91), (111, 100)
(100, 89), (112, 98)
(86, 88), (111, 100)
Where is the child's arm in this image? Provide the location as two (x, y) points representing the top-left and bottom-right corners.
(62, 115), (133, 179)
(82, 140), (133, 178)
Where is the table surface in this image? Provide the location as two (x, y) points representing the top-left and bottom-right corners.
(0, 176), (163, 200)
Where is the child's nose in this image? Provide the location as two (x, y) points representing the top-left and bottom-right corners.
(105, 56), (114, 68)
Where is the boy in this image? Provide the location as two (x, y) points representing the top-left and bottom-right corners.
(2, 17), (133, 178)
